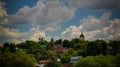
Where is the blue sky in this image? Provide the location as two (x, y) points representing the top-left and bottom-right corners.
(0, 0), (120, 44)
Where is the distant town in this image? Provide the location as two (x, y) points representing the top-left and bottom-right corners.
(0, 32), (120, 67)
(0, 0), (120, 67)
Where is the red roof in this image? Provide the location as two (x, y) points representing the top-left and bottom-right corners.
(39, 59), (50, 64)
(56, 48), (63, 53)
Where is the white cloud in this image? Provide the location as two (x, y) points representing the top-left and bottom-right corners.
(0, 0), (76, 44)
(80, 12), (111, 31)
(62, 12), (120, 40)
(0, 1), (8, 25)
(8, 0), (75, 31)
(0, 1), (6, 16)
(29, 27), (46, 41)
(62, 26), (81, 39)
(44, 24), (61, 32)
(104, 19), (120, 40)
(0, 26), (21, 43)
(0, 25), (49, 44)
(61, 25), (101, 40)
(1, 0), (120, 44)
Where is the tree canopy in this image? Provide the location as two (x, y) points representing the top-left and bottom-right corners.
(0, 51), (36, 67)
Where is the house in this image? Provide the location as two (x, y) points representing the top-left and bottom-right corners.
(56, 48), (63, 53)
(38, 59), (50, 64)
(56, 47), (68, 54)
(63, 56), (82, 67)
(70, 56), (82, 63)
(37, 59), (50, 67)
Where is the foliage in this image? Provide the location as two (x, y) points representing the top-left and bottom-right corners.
(68, 48), (79, 56)
(63, 39), (70, 48)
(115, 53), (120, 67)
(0, 51), (36, 67)
(72, 55), (116, 67)
(60, 55), (70, 64)
(55, 39), (62, 44)
(1, 39), (120, 67)
(109, 40), (120, 55)
(2, 42), (16, 53)
(34, 49), (49, 60)
(44, 61), (63, 67)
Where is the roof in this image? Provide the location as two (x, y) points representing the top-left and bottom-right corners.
(70, 56), (82, 63)
(56, 48), (63, 53)
(40, 45), (47, 48)
(39, 59), (50, 64)
(36, 64), (45, 67)
(80, 33), (85, 38)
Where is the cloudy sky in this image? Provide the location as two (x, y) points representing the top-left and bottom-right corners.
(0, 0), (120, 44)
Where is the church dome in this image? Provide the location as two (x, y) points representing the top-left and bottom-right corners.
(79, 32), (85, 41)
(80, 34), (85, 38)
(79, 32), (85, 38)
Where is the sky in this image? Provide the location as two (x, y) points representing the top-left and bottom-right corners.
(0, 0), (120, 44)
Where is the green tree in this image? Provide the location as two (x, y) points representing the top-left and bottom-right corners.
(61, 56), (70, 64)
(34, 49), (50, 60)
(44, 61), (63, 67)
(72, 55), (116, 67)
(63, 39), (70, 48)
(109, 40), (120, 55)
(86, 41), (101, 56)
(67, 49), (78, 56)
(116, 53), (120, 67)
(47, 50), (57, 59)
(17, 40), (42, 54)
(55, 39), (62, 44)
(2, 42), (16, 53)
(0, 51), (37, 67)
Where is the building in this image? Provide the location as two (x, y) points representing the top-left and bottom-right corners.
(38, 36), (47, 48)
(70, 56), (82, 63)
(79, 32), (85, 41)
(55, 47), (68, 54)
(37, 59), (50, 67)
(38, 59), (50, 64)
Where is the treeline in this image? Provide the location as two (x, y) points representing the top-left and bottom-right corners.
(0, 38), (120, 67)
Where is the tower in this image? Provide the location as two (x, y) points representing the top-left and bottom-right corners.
(38, 35), (45, 42)
(38, 35), (47, 48)
(79, 32), (85, 41)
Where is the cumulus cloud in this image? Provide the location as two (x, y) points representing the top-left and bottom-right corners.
(44, 24), (61, 32)
(69, 0), (120, 9)
(80, 12), (111, 31)
(0, 1), (8, 25)
(0, 25), (48, 44)
(1, 0), (70, 44)
(16, 27), (48, 42)
(62, 26), (81, 39)
(8, 0), (75, 30)
(29, 27), (46, 41)
(0, 26), (21, 43)
(1, 0), (120, 44)
(62, 12), (120, 40)
(103, 19), (120, 40)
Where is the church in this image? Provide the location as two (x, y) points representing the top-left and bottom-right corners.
(79, 32), (85, 41)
